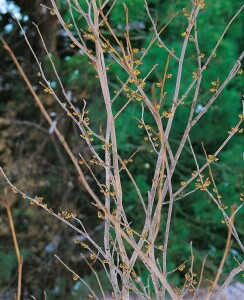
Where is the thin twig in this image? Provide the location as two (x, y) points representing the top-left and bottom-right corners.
(80, 253), (107, 300)
(54, 254), (99, 300)
(3, 199), (23, 300)
(193, 254), (208, 300)
(214, 261), (244, 299)
(205, 206), (236, 300)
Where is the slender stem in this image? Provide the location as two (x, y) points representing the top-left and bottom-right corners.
(3, 200), (23, 300)
(55, 255), (99, 300)
(205, 206), (236, 300)
(214, 261), (244, 299)
(80, 253), (106, 300)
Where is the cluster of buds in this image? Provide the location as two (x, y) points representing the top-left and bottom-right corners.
(184, 271), (198, 291)
(74, 239), (89, 249)
(207, 155), (219, 162)
(97, 210), (105, 219)
(34, 196), (44, 206)
(90, 156), (104, 166)
(119, 262), (130, 273)
(162, 110), (174, 118)
(183, 8), (190, 18)
(173, 286), (182, 297)
(43, 87), (54, 94)
(99, 185), (115, 197)
(210, 80), (219, 93)
(195, 177), (211, 191)
(123, 83), (144, 101)
(83, 33), (96, 41)
(195, 0), (205, 9)
(178, 263), (186, 271)
(181, 30), (190, 37)
(58, 211), (77, 219)
(102, 143), (112, 150)
(138, 121), (160, 151)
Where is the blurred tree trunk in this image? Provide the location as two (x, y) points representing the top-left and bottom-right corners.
(35, 0), (58, 54)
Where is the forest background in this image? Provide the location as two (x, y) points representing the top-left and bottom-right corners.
(0, 0), (243, 299)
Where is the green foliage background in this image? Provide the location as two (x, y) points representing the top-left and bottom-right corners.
(0, 0), (243, 298)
